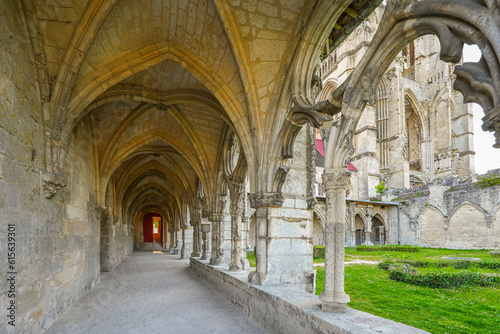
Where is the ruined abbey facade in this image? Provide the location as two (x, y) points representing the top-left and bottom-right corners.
(1, 0), (500, 333)
(310, 5), (500, 250)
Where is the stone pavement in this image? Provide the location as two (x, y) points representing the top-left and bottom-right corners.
(46, 251), (266, 334)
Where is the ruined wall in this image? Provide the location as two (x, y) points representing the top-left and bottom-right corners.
(388, 172), (500, 249)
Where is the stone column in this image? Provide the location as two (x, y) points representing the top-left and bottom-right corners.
(229, 182), (245, 271)
(320, 169), (351, 312)
(241, 189), (250, 270)
(191, 219), (201, 257)
(181, 225), (193, 259)
(200, 223), (211, 260)
(209, 214), (225, 266)
(248, 203), (274, 285)
(363, 230), (373, 245)
(174, 228), (182, 255)
(345, 230), (354, 247)
(169, 228), (175, 252)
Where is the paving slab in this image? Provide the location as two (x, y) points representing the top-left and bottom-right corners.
(46, 251), (266, 334)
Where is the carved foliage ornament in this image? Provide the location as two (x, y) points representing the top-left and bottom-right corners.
(322, 170), (351, 190)
(42, 172), (67, 199)
(248, 192), (284, 208)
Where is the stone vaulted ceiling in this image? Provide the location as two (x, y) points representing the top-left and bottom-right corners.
(32, 0), (343, 226)
(29, 0), (406, 227)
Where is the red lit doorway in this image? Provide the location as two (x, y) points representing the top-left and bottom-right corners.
(143, 213), (162, 243)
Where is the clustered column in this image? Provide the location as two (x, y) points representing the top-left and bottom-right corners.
(320, 169), (351, 312)
(200, 223), (210, 260)
(191, 211), (202, 258)
(228, 182), (245, 271)
(209, 213), (225, 266)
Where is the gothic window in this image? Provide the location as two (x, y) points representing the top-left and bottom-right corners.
(405, 98), (422, 171)
(402, 41), (416, 79)
(376, 81), (389, 168)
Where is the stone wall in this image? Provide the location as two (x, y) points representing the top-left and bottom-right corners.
(0, 4), (132, 332)
(190, 258), (428, 334)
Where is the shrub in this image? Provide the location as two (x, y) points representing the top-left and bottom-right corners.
(389, 269), (500, 288)
(380, 259), (500, 271)
(313, 246), (325, 259)
(356, 245), (420, 253)
(476, 174), (500, 188)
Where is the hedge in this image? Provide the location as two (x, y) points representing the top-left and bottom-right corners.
(379, 259), (500, 271)
(356, 245), (420, 252)
(389, 269), (500, 288)
(313, 246), (325, 259)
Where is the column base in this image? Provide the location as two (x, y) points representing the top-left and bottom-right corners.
(241, 258), (250, 271)
(321, 301), (348, 313)
(248, 271), (264, 284)
(228, 262), (243, 271)
(209, 257), (225, 266)
(191, 251), (201, 257)
(319, 290), (350, 312)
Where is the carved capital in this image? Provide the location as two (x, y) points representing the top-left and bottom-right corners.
(322, 170), (351, 190)
(42, 172), (66, 199)
(248, 192), (284, 208)
(208, 212), (222, 223)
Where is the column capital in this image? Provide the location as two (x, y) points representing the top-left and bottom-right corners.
(248, 191), (284, 208)
(322, 170), (351, 190)
(208, 212), (222, 222)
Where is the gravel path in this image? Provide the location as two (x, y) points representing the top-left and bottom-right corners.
(46, 251), (266, 334)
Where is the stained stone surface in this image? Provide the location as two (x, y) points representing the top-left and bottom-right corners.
(46, 251), (266, 334)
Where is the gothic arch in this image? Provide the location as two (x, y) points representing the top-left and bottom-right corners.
(313, 205), (327, 232)
(404, 89), (429, 140)
(448, 201), (488, 222)
(354, 211), (368, 230)
(416, 204), (446, 220)
(317, 80), (339, 102)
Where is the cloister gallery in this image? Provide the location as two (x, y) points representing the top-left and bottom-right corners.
(1, 0), (500, 333)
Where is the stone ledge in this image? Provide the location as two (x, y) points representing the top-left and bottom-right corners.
(190, 258), (428, 334)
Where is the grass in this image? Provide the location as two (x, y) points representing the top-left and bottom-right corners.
(315, 247), (500, 334)
(247, 247), (499, 332)
(247, 251), (256, 267)
(342, 247), (496, 263)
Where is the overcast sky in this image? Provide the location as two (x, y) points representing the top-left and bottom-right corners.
(462, 44), (500, 175)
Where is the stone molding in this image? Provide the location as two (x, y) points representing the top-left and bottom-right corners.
(248, 192), (284, 208)
(322, 170), (351, 190)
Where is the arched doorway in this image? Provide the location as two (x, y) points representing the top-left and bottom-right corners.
(354, 214), (365, 246)
(143, 213), (162, 245)
(371, 215), (386, 245)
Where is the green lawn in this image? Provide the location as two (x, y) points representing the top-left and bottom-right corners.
(247, 251), (255, 267)
(247, 248), (500, 333)
(316, 248), (500, 334)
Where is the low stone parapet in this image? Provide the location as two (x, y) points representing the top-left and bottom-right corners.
(190, 258), (428, 334)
